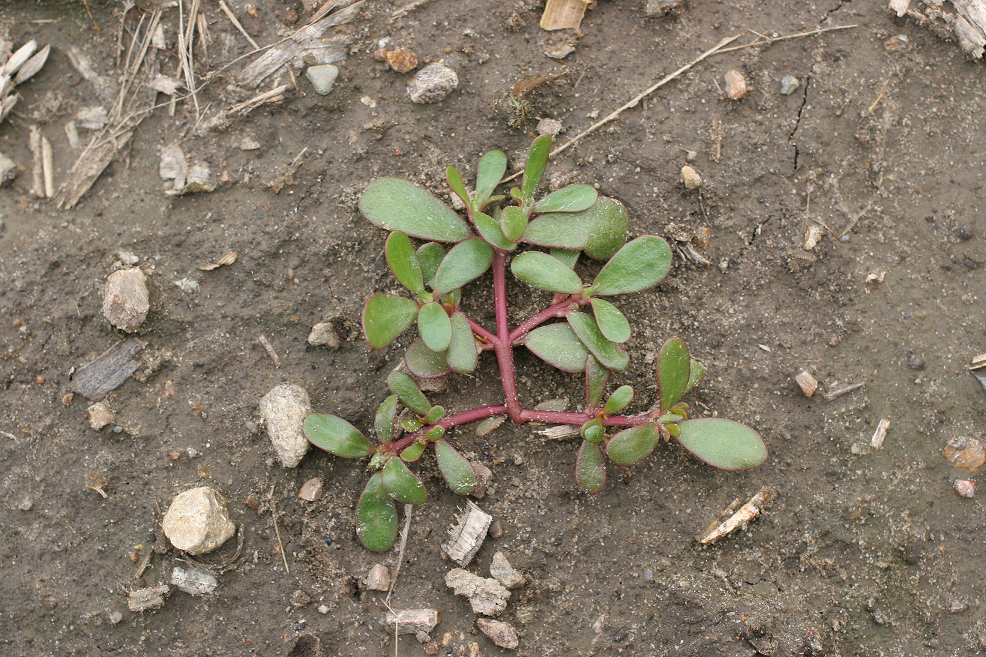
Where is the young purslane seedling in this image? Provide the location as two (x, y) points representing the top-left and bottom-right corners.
(304, 135), (767, 552)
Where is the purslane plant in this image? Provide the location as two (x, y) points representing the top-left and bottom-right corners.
(304, 135), (767, 551)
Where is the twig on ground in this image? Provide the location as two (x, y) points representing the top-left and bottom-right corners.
(822, 382), (865, 403)
(386, 505), (413, 605)
(81, 0), (102, 36)
(861, 77), (892, 118)
(717, 24), (858, 53)
(269, 483), (291, 574)
(392, 0), (434, 19)
(219, 0), (260, 49)
(177, 0), (201, 119)
(133, 546), (153, 579)
(257, 335), (281, 367)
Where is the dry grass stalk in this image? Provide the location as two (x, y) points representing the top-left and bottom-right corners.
(228, 84), (290, 116)
(29, 126), (44, 198)
(218, 0), (260, 49)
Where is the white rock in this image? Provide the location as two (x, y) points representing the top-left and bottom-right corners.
(366, 563), (390, 592)
(259, 384), (312, 468)
(489, 551), (525, 589)
(537, 117), (563, 136)
(384, 608), (441, 635)
(445, 568), (510, 616)
(171, 565), (218, 595)
(87, 402), (115, 429)
(307, 321), (339, 348)
(795, 371), (818, 397)
(407, 63), (458, 104)
(102, 268), (149, 332)
(306, 64), (339, 96)
(162, 487), (236, 555)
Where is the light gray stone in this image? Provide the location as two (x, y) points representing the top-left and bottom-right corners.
(162, 487), (236, 555)
(407, 63), (458, 104)
(127, 585), (170, 612)
(366, 563), (390, 592)
(259, 384), (312, 467)
(384, 608), (440, 635)
(171, 565), (218, 595)
(489, 551), (525, 589)
(445, 568), (510, 616)
(306, 64), (339, 95)
(477, 618), (520, 649)
(307, 321), (339, 348)
(780, 75), (800, 96)
(102, 268), (149, 332)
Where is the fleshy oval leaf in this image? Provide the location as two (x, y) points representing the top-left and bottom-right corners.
(550, 248), (580, 269)
(657, 337), (690, 413)
(523, 197), (628, 261)
(567, 311), (629, 371)
(433, 238), (494, 296)
(581, 419), (605, 443)
(604, 385), (634, 415)
(382, 457), (428, 504)
(475, 150), (507, 209)
(446, 166), (470, 209)
(500, 206), (529, 243)
(405, 338), (452, 379)
(434, 439), (478, 494)
(524, 323), (590, 373)
(675, 418), (768, 470)
(605, 423), (662, 466)
(417, 242), (446, 287)
(590, 236), (672, 296)
(386, 371), (431, 415)
(446, 311), (479, 373)
(576, 440), (607, 494)
(424, 405), (446, 424)
(400, 440), (426, 462)
(590, 298), (631, 343)
(360, 178), (471, 243)
(304, 413), (374, 458)
(356, 472), (399, 552)
(418, 302), (452, 352)
(362, 294), (419, 349)
(585, 355), (610, 409)
(374, 394), (399, 444)
(683, 358), (707, 396)
(521, 134), (551, 204)
(511, 251), (584, 294)
(473, 211), (516, 251)
(532, 184), (598, 214)
(386, 231), (425, 297)
(582, 198), (630, 261)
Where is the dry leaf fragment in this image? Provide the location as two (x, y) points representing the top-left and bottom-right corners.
(698, 486), (772, 544)
(197, 252), (238, 270)
(541, 0), (590, 31)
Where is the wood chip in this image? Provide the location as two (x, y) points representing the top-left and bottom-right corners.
(870, 418), (890, 449)
(698, 486), (772, 544)
(70, 339), (145, 401)
(198, 252), (238, 270)
(540, 0), (589, 30)
(443, 501), (491, 567)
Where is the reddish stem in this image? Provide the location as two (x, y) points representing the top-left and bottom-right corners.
(390, 404), (508, 453)
(464, 315), (498, 345)
(508, 296), (586, 343)
(491, 250), (526, 422)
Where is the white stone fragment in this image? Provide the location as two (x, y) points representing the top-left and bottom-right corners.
(804, 224), (823, 251)
(87, 402), (115, 429)
(259, 384), (312, 468)
(102, 268), (149, 332)
(171, 565), (218, 595)
(489, 552), (525, 589)
(407, 63), (458, 104)
(307, 321), (339, 348)
(306, 64), (339, 95)
(795, 371), (818, 397)
(725, 69), (748, 99)
(681, 165), (702, 190)
(162, 487), (236, 555)
(127, 585), (169, 612)
(383, 608), (441, 634)
(365, 564), (390, 592)
(445, 568), (510, 616)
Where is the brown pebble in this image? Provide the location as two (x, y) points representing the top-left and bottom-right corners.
(298, 477), (324, 501)
(795, 371), (818, 397)
(35, 375), (45, 385)
(942, 436), (986, 472)
(244, 3), (259, 18)
(954, 479), (976, 498)
(129, 551), (139, 563)
(283, 7), (298, 23)
(61, 393), (74, 405)
(476, 618), (519, 649)
(725, 69), (748, 100)
(386, 47), (418, 73)
(488, 520), (503, 539)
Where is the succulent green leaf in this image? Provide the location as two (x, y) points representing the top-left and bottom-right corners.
(402, 418), (423, 432)
(362, 294), (418, 349)
(658, 411), (684, 424)
(532, 184), (598, 214)
(400, 440), (426, 462)
(500, 206), (529, 243)
(675, 419), (768, 470)
(433, 239), (494, 296)
(550, 248), (580, 269)
(405, 338), (452, 379)
(473, 211), (516, 250)
(426, 425), (446, 441)
(475, 150), (507, 209)
(385, 231), (426, 297)
(568, 311), (629, 371)
(359, 178), (471, 243)
(585, 356), (610, 409)
(523, 197), (629, 262)
(606, 423), (662, 466)
(590, 236), (672, 296)
(417, 242), (446, 287)
(656, 337), (690, 413)
(386, 371), (431, 415)
(382, 457), (427, 504)
(683, 358), (707, 396)
(446, 166), (470, 208)
(356, 472), (399, 552)
(576, 440), (607, 494)
(666, 423), (680, 437)
(511, 251), (584, 294)
(446, 311), (479, 373)
(475, 415), (506, 437)
(304, 413), (374, 458)
(524, 323), (590, 373)
(604, 385), (634, 415)
(581, 418), (604, 443)
(521, 134), (551, 204)
(590, 298), (631, 343)
(434, 439), (478, 494)
(374, 394), (399, 444)
(418, 302), (452, 352)
(425, 405), (446, 424)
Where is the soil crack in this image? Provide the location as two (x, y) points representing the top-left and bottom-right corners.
(788, 78), (811, 170)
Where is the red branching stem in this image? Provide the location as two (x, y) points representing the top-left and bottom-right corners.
(517, 409), (654, 426)
(508, 296), (586, 344)
(389, 404), (508, 453)
(464, 315), (498, 345)
(491, 250), (524, 422)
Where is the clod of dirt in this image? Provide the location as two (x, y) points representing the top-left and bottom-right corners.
(161, 486), (236, 555)
(127, 585), (169, 612)
(445, 568), (511, 616)
(407, 63), (458, 104)
(537, 117), (563, 136)
(907, 357), (926, 370)
(307, 321), (339, 348)
(306, 64), (339, 96)
(87, 402), (114, 429)
(383, 608), (441, 634)
(724, 69), (748, 100)
(102, 267), (149, 333)
(477, 618), (520, 649)
(171, 565), (218, 595)
(386, 47), (418, 73)
(681, 165), (702, 190)
(795, 371), (818, 397)
(942, 436), (986, 472)
(297, 477), (323, 501)
(259, 384), (312, 468)
(644, 0), (683, 17)
(489, 551), (525, 589)
(365, 563), (390, 592)
(469, 462), (492, 498)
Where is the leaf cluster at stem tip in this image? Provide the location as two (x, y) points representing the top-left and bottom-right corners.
(305, 135), (767, 551)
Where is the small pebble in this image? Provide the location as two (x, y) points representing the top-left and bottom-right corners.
(318, 605), (330, 614)
(384, 608), (441, 635)
(87, 402), (115, 430)
(298, 477), (324, 501)
(307, 321), (339, 348)
(537, 117), (563, 137)
(724, 69), (748, 100)
(244, 3), (259, 18)
(366, 564), (391, 592)
(407, 63), (458, 104)
(102, 267), (150, 333)
(108, 611), (123, 624)
(685, 150), (697, 162)
(161, 487), (236, 555)
(386, 47), (418, 73)
(643, 569), (653, 581)
(780, 75), (800, 96)
(942, 436), (986, 472)
(259, 384), (312, 468)
(795, 371), (817, 397)
(954, 479), (976, 498)
(954, 226), (974, 241)
(681, 165), (702, 190)
(469, 462), (493, 498)
(907, 357), (925, 371)
(306, 64), (339, 96)
(489, 552), (525, 589)
(476, 618), (520, 649)
(488, 520), (503, 539)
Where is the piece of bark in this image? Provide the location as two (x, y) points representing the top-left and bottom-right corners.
(540, 0), (589, 30)
(70, 339), (145, 401)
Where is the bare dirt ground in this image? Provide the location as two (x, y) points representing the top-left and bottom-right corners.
(1, 0), (985, 655)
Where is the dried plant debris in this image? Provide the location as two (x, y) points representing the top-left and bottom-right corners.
(698, 486), (773, 544)
(443, 501), (492, 567)
(128, 585), (170, 612)
(969, 353), (986, 394)
(541, 0), (591, 31)
(0, 40), (50, 125)
(892, 1), (986, 59)
(171, 565), (218, 595)
(70, 339), (145, 401)
(197, 252), (238, 271)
